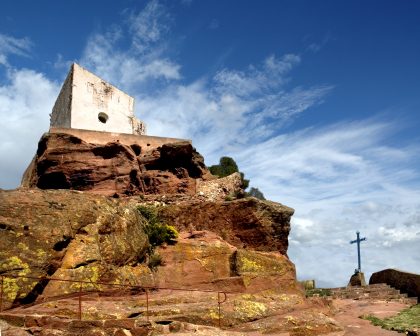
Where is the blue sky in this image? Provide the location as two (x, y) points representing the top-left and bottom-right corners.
(1, 0), (419, 287)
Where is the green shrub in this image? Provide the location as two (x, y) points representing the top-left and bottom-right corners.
(224, 194), (234, 201)
(305, 288), (332, 297)
(209, 156), (249, 189)
(148, 253), (165, 270)
(147, 223), (178, 247)
(246, 187), (266, 200)
(137, 205), (178, 248)
(138, 205), (159, 224)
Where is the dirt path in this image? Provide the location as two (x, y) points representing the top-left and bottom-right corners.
(326, 298), (412, 335)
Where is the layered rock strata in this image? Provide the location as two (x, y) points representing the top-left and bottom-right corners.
(0, 129), (337, 335)
(0, 189), (149, 309)
(0, 189), (296, 310)
(21, 132), (210, 197)
(157, 198), (293, 255)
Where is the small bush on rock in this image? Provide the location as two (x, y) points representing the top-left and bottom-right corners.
(305, 288), (332, 297)
(137, 205), (178, 248)
(148, 253), (165, 270)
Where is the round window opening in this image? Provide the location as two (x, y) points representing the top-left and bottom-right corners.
(98, 112), (109, 124)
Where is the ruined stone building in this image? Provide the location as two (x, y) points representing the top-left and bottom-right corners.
(50, 63), (146, 135)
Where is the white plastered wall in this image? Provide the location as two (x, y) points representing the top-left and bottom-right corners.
(70, 64), (135, 133)
(50, 63), (146, 135)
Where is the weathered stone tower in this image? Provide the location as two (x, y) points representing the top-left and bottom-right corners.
(50, 63), (146, 135)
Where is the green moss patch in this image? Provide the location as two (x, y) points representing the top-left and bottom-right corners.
(305, 288), (332, 297)
(362, 304), (420, 334)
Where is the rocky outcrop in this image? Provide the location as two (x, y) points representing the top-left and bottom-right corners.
(369, 269), (420, 302)
(196, 172), (243, 201)
(155, 231), (298, 294)
(0, 189), (149, 309)
(157, 197), (294, 255)
(0, 128), (330, 334)
(0, 189), (294, 309)
(21, 132), (210, 196)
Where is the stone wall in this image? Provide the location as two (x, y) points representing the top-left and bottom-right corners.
(50, 63), (146, 135)
(50, 67), (72, 128)
(369, 268), (420, 302)
(49, 127), (190, 151)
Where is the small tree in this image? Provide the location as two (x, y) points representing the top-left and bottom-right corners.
(247, 187), (265, 200)
(209, 156), (250, 190)
(209, 157), (238, 177)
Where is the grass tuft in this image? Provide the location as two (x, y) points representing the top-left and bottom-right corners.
(362, 304), (420, 334)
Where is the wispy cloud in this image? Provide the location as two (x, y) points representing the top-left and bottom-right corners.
(0, 33), (32, 67)
(209, 19), (219, 30)
(0, 0), (419, 287)
(81, 0), (180, 93)
(304, 32), (332, 54)
(80, 2), (332, 163)
(139, 55), (332, 161)
(237, 119), (420, 286)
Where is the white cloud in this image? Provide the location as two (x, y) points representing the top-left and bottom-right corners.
(0, 67), (59, 188)
(227, 119), (420, 286)
(81, 0), (180, 93)
(127, 0), (170, 52)
(0, 1), (419, 288)
(0, 33), (32, 64)
(139, 54), (331, 163)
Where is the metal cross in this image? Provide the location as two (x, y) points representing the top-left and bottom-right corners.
(350, 231), (366, 272)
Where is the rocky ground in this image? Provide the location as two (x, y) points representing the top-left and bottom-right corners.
(328, 299), (417, 336)
(0, 294), (416, 335)
(2, 131), (418, 335)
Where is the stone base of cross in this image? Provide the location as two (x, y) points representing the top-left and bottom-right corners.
(348, 271), (366, 287)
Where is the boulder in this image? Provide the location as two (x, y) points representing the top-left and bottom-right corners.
(233, 249), (298, 293)
(157, 197), (294, 255)
(369, 268), (420, 302)
(155, 231), (299, 294)
(155, 231), (236, 290)
(21, 132), (209, 196)
(196, 172), (243, 201)
(348, 271), (366, 287)
(0, 189), (148, 308)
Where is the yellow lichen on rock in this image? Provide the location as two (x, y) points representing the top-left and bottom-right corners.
(2, 277), (20, 301)
(238, 256), (263, 273)
(234, 299), (268, 321)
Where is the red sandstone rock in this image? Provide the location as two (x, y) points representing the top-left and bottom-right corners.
(0, 189), (294, 308)
(157, 197), (294, 255)
(21, 132), (209, 196)
(154, 231), (299, 294)
(0, 189), (149, 309)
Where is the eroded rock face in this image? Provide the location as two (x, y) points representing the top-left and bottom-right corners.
(196, 172), (243, 201)
(0, 189), (294, 308)
(155, 231), (298, 294)
(0, 189), (148, 309)
(155, 231), (236, 290)
(0, 188), (340, 335)
(21, 132), (209, 196)
(158, 198), (294, 255)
